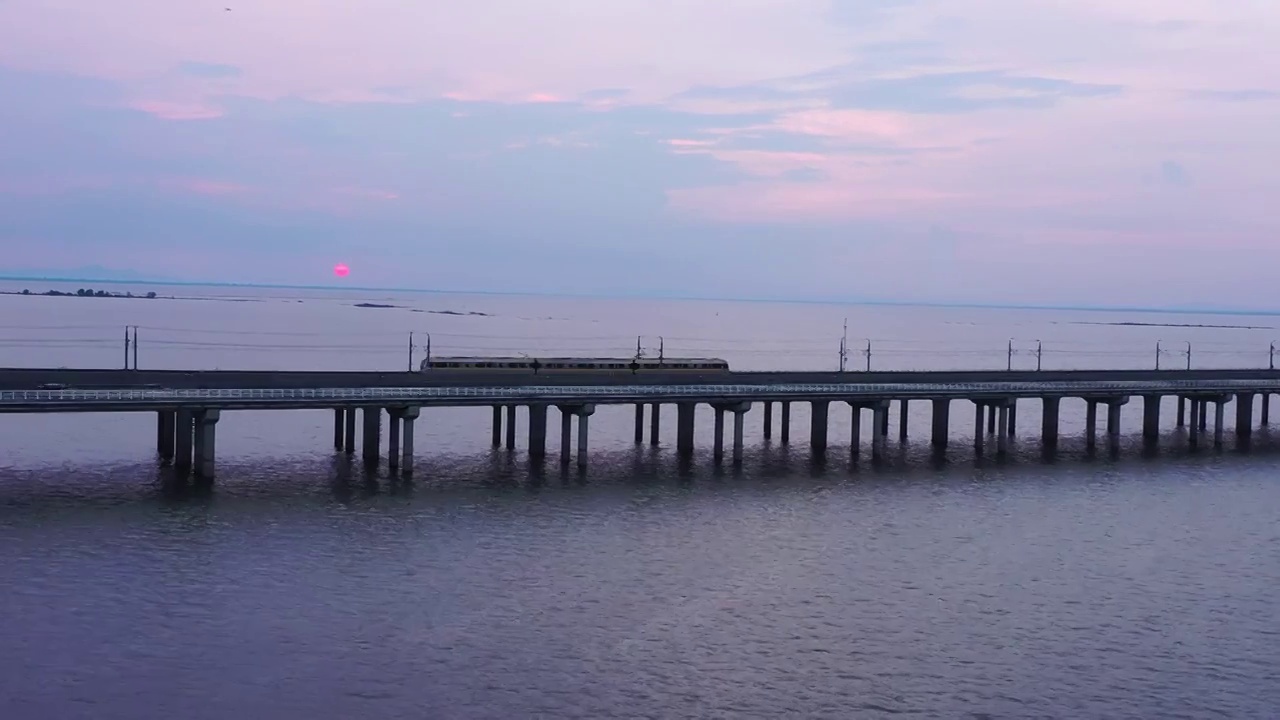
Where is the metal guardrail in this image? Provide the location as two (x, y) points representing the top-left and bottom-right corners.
(3, 379), (1280, 405)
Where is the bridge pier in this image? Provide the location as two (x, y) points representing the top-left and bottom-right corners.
(576, 405), (595, 469)
(1142, 395), (1162, 443)
(732, 405), (748, 464)
(986, 404), (996, 435)
(1041, 397), (1061, 450)
(401, 407), (419, 475)
(529, 404), (548, 460)
(763, 401), (773, 440)
(649, 403), (661, 446)
(1235, 393), (1254, 438)
(1214, 399), (1226, 449)
(344, 408), (356, 454)
(1177, 396), (1186, 427)
(505, 405), (517, 451)
(1085, 401), (1098, 450)
(898, 400), (909, 441)
(848, 402), (863, 457)
(973, 402), (985, 453)
(931, 399), (950, 450)
(634, 403), (644, 444)
(1188, 400), (1201, 449)
(781, 402), (791, 444)
(333, 409), (344, 450)
(871, 401), (889, 460)
(1008, 400), (1017, 436)
(193, 409), (219, 480)
(1262, 394), (1271, 425)
(559, 408), (573, 464)
(174, 409), (194, 474)
(810, 400), (829, 454)
(1106, 398), (1127, 447)
(676, 402), (696, 457)
(362, 407), (381, 465)
(996, 403), (1009, 456)
(491, 406), (502, 447)
(388, 408), (401, 471)
(1199, 400), (1209, 432)
(157, 410), (176, 461)
(713, 406), (725, 462)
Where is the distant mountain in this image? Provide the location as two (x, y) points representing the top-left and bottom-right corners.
(0, 265), (178, 283)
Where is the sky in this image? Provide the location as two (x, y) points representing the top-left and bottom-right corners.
(0, 1), (1278, 309)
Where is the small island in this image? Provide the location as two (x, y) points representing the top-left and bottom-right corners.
(2, 288), (162, 299)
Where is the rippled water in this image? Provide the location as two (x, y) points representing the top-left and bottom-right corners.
(2, 286), (1279, 718)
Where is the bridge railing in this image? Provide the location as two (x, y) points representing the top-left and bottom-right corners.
(0, 324), (1276, 374)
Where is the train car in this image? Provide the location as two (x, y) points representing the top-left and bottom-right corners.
(418, 356), (730, 373)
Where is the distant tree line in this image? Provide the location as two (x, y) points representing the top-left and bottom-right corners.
(15, 288), (158, 299)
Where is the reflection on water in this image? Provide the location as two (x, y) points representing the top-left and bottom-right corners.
(3, 439), (1280, 719)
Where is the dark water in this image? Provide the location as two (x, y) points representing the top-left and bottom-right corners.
(2, 285), (1279, 718)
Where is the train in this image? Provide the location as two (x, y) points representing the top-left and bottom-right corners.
(418, 356), (730, 373)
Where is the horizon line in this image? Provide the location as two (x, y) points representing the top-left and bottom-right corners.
(1, 273), (1278, 318)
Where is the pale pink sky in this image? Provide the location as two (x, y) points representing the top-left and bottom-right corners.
(0, 0), (1278, 308)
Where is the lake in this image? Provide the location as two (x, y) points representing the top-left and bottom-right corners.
(2, 281), (1278, 719)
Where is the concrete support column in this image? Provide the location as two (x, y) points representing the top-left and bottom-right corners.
(973, 402), (985, 452)
(732, 407), (747, 464)
(763, 402), (773, 440)
(649, 403), (661, 446)
(1235, 393), (1254, 438)
(781, 402), (792, 444)
(174, 409), (194, 474)
(1142, 396), (1162, 441)
(848, 403), (862, 457)
(1007, 400), (1018, 437)
(1041, 397), (1061, 449)
(1085, 401), (1098, 450)
(996, 404), (1009, 456)
(157, 411), (176, 461)
(1107, 402), (1123, 445)
(810, 400), (829, 454)
(1188, 400), (1201, 449)
(1262, 394), (1271, 426)
(1214, 401), (1226, 449)
(491, 406), (502, 447)
(634, 404), (644, 444)
(505, 405), (517, 451)
(528, 404), (548, 460)
(193, 409), (219, 480)
(362, 407), (381, 465)
(871, 403), (889, 460)
(676, 402), (696, 457)
(1199, 401), (1209, 432)
(931, 399), (950, 449)
(898, 400), (909, 441)
(1177, 397), (1186, 427)
(576, 405), (595, 469)
(559, 408), (573, 465)
(986, 405), (996, 435)
(344, 408), (356, 454)
(401, 407), (419, 475)
(387, 408), (402, 471)
(713, 407), (726, 463)
(333, 409), (344, 450)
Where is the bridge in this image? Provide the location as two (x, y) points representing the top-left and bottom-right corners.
(1, 367), (1276, 480)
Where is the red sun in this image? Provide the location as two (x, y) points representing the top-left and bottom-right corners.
(333, 263), (350, 278)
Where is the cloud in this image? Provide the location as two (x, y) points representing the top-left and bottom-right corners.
(177, 61), (241, 79)
(1, 1), (1280, 307)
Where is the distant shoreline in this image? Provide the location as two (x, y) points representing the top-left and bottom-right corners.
(1, 274), (1276, 317)
(0, 288), (166, 300)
